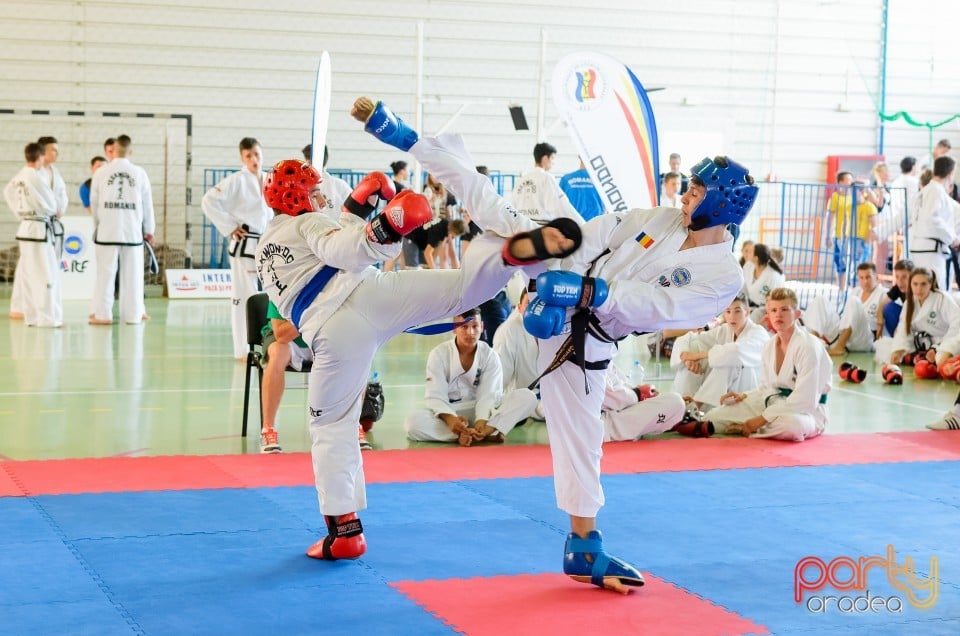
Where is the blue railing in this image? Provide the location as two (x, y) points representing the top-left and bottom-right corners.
(200, 168), (239, 269)
(757, 182), (910, 311)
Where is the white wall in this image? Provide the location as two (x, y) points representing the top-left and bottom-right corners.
(1, 0), (957, 255)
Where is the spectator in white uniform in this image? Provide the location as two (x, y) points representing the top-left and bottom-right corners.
(404, 307), (538, 445)
(11, 137), (67, 320)
(201, 137), (272, 359)
(4, 142), (61, 327)
(510, 141), (584, 225)
(804, 262), (887, 354)
(600, 364), (686, 442)
(671, 295), (769, 413)
(705, 288), (831, 442)
(909, 156), (958, 288)
(874, 267), (960, 367)
(742, 243), (785, 326)
(89, 135), (155, 325)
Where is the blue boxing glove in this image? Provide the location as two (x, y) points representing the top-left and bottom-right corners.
(355, 99), (420, 152)
(535, 270), (608, 309)
(523, 298), (567, 339)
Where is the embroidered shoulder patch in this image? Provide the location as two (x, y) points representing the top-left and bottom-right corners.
(671, 267), (692, 287)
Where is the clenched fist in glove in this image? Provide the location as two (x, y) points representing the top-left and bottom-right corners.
(366, 190), (433, 244)
(352, 97), (420, 152)
(523, 297), (568, 339)
(343, 171), (396, 220)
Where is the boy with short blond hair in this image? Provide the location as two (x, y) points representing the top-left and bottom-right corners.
(704, 288), (832, 441)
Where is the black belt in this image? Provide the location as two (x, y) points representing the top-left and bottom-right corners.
(228, 230), (262, 259)
(18, 216), (64, 256)
(527, 310), (610, 394)
(911, 238), (946, 255)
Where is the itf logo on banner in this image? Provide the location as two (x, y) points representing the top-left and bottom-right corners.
(58, 216), (97, 300)
(794, 545), (939, 613)
(61, 232), (90, 274)
(63, 233), (84, 257)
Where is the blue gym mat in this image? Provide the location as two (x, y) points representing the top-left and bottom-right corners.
(0, 461), (957, 634)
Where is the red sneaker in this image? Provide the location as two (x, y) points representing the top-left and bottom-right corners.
(358, 425), (373, 451)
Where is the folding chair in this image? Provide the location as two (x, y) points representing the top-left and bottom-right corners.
(240, 292), (314, 436)
(241, 293), (270, 437)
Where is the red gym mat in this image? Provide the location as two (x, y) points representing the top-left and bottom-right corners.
(4, 455), (246, 496)
(0, 464), (22, 497)
(392, 572), (768, 636)
(4, 432), (960, 497)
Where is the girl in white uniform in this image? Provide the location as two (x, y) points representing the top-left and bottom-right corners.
(4, 143), (61, 327)
(742, 243), (785, 325)
(405, 308), (538, 444)
(671, 295), (769, 411)
(89, 136), (155, 325)
(201, 138), (273, 359)
(705, 288), (832, 441)
(874, 268), (960, 366)
(257, 104), (581, 563)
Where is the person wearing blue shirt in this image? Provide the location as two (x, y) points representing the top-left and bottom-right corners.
(79, 155), (106, 213)
(560, 158), (604, 222)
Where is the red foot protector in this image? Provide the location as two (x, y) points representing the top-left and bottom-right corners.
(392, 572), (768, 636)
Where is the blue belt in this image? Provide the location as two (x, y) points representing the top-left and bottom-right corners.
(290, 265), (338, 328)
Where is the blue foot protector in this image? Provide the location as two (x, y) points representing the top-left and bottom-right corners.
(563, 530), (645, 588)
(364, 101), (419, 152)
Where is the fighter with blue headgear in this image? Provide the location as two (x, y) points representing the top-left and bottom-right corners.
(517, 154), (758, 594)
(687, 156), (759, 230)
(357, 94), (758, 595)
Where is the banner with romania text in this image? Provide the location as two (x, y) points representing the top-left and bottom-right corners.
(552, 52), (660, 212)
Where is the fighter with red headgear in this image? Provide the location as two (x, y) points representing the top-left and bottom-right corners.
(256, 153), (581, 561)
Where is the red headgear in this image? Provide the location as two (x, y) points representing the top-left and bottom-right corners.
(263, 159), (321, 216)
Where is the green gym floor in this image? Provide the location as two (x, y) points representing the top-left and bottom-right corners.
(0, 290), (950, 461)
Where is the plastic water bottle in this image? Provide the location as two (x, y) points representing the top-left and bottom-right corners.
(631, 360), (645, 385)
(370, 371), (379, 384)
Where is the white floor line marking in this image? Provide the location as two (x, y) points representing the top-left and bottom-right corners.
(0, 383), (426, 398)
(831, 386), (943, 413)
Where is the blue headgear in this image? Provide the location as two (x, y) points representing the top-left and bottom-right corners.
(688, 156), (758, 230)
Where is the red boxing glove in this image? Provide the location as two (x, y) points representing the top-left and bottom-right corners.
(366, 190), (433, 244)
(914, 359), (940, 380)
(881, 364), (903, 385)
(936, 356), (960, 382)
(838, 362), (866, 383)
(344, 171), (396, 220)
